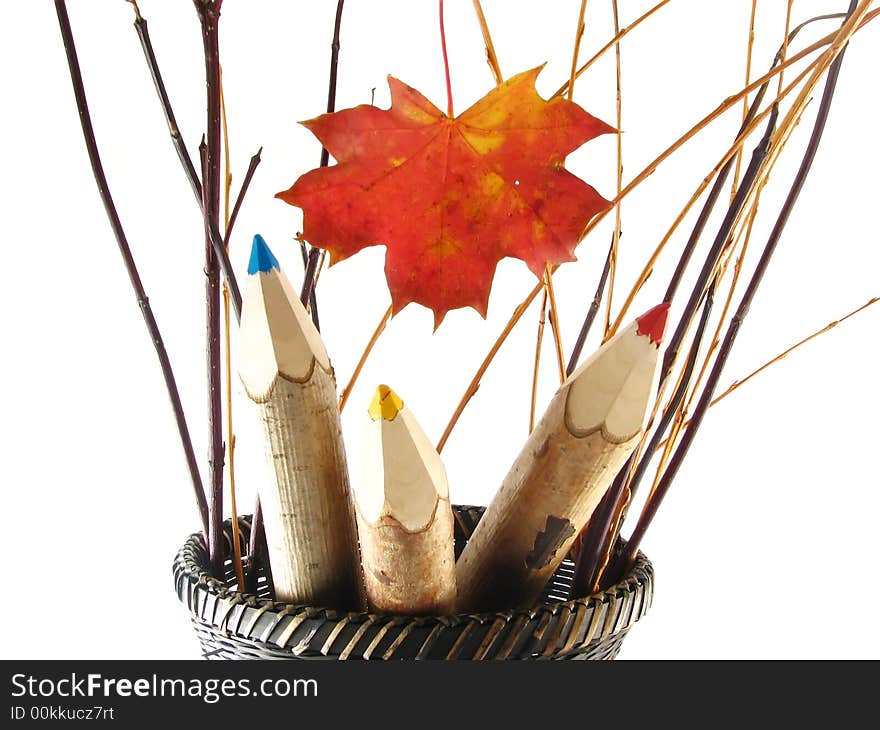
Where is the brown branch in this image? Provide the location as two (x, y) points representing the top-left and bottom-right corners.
(195, 1), (225, 578)
(543, 266), (566, 383)
(529, 289), (549, 434)
(438, 282), (544, 452)
(553, 0), (672, 99)
(54, 0), (208, 536)
(615, 2), (857, 579)
(338, 305), (393, 413)
(603, 0), (623, 338)
(573, 284), (714, 596)
(130, 3), (241, 321)
(660, 105), (779, 383)
(301, 0), (347, 330)
(471, 0), (503, 84)
(566, 0), (590, 101)
(710, 296), (880, 412)
(566, 238), (613, 375)
(223, 147), (262, 250)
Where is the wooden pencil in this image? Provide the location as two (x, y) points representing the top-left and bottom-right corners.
(455, 303), (669, 612)
(352, 385), (456, 614)
(239, 234), (364, 608)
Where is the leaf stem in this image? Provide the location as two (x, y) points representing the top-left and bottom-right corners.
(54, 0), (209, 536)
(439, 0), (454, 117)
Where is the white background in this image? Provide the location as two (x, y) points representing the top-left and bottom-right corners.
(1, 1), (878, 659)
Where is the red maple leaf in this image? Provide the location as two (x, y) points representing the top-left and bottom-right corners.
(277, 66), (614, 327)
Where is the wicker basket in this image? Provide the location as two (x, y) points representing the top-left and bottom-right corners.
(173, 505), (653, 660)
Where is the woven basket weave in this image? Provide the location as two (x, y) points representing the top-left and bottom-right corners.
(173, 505), (653, 660)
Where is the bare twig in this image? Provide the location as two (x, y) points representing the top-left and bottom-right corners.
(603, 0), (623, 338)
(566, 238), (613, 375)
(300, 0), (348, 330)
(54, 0), (208, 535)
(195, 0), (226, 577)
(245, 501), (270, 595)
(223, 147), (262, 250)
(567, 0), (590, 101)
(471, 0), (503, 84)
(438, 282), (544, 452)
(338, 305), (393, 413)
(554, 0), (672, 99)
(660, 106), (779, 383)
(610, 10), (862, 334)
(615, 1), (858, 579)
(543, 266), (566, 383)
(219, 71), (244, 591)
(710, 296), (880, 412)
(129, 4), (241, 321)
(529, 289), (549, 434)
(573, 285), (714, 596)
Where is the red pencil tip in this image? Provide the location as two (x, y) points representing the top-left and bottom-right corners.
(636, 302), (670, 347)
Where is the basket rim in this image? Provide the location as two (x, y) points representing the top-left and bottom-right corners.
(173, 505), (653, 627)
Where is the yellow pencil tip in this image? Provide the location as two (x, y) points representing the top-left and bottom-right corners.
(368, 384), (404, 421)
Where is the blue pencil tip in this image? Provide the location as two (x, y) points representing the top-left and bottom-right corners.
(248, 234), (280, 274)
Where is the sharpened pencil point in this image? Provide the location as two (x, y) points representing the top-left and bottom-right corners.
(368, 384), (404, 421)
(248, 234), (280, 275)
(636, 302), (670, 347)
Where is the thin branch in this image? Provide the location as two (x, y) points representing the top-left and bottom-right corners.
(471, 0), (503, 84)
(300, 0), (347, 330)
(608, 10), (860, 335)
(530, 289), (549, 434)
(300, 246), (321, 306)
(709, 296), (880, 412)
(129, 3), (241, 321)
(654, 10), (840, 316)
(338, 305), (393, 413)
(731, 0), (758, 200)
(432, 5), (879, 455)
(616, 1), (857, 577)
(195, 1), (226, 578)
(223, 147), (262, 250)
(573, 284), (714, 596)
(245, 500), (270, 595)
(554, 0), (672, 99)
(220, 68), (244, 591)
(778, 1), (795, 97)
(566, 237), (613, 375)
(543, 266), (566, 383)
(321, 0), (345, 169)
(579, 12), (879, 262)
(660, 106), (779, 383)
(603, 0), (623, 338)
(566, 0), (590, 101)
(438, 282), (544, 452)
(54, 0), (208, 535)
